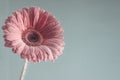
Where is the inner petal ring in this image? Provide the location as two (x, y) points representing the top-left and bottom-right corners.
(22, 29), (43, 46)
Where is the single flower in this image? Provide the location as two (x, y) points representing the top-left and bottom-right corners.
(2, 7), (64, 63)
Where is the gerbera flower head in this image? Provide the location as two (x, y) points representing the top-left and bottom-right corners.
(2, 7), (64, 63)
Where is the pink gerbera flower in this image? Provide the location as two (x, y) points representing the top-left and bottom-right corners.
(2, 7), (64, 63)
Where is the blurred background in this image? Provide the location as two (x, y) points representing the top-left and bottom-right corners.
(0, 0), (120, 80)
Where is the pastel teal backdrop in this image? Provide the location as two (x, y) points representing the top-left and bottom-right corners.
(0, 0), (120, 80)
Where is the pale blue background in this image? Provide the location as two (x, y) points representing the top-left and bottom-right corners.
(0, 0), (120, 80)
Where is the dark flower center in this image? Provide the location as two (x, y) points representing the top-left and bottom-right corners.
(27, 32), (40, 42)
(22, 29), (43, 46)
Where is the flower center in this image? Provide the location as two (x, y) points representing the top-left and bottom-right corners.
(22, 29), (43, 46)
(27, 32), (39, 42)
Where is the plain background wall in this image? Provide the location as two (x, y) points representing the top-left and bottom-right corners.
(0, 0), (120, 80)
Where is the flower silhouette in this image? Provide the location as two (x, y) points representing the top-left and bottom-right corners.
(2, 7), (64, 63)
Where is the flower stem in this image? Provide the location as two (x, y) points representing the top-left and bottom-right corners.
(19, 59), (28, 80)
